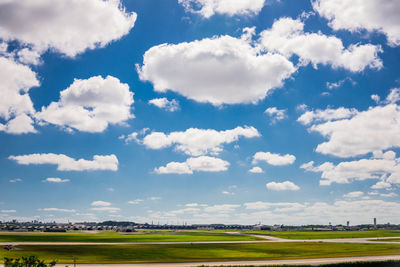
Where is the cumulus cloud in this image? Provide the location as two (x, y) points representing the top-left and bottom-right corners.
(313, 0), (400, 47)
(307, 104), (400, 158)
(149, 98), (179, 112)
(36, 76), (134, 133)
(137, 30), (296, 105)
(301, 152), (400, 185)
(248, 166), (264, 173)
(154, 156), (229, 174)
(9, 153), (118, 171)
(264, 107), (287, 123)
(0, 0), (137, 57)
(252, 152), (296, 166)
(297, 107), (358, 125)
(371, 181), (391, 190)
(128, 199), (143, 205)
(178, 0), (265, 18)
(259, 17), (382, 72)
(43, 177), (70, 183)
(91, 201), (111, 207)
(266, 181), (300, 191)
(142, 126), (260, 156)
(0, 57), (39, 134)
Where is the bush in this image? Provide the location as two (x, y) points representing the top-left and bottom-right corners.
(4, 256), (57, 267)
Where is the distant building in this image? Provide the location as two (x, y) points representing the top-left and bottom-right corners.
(347, 221), (350, 227)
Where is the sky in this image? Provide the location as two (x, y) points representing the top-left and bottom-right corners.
(1, 0), (400, 226)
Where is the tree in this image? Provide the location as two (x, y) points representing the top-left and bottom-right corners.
(4, 256), (57, 267)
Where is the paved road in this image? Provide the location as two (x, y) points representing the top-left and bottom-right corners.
(0, 255), (399, 267)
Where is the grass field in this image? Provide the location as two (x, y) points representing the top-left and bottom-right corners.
(1, 242), (400, 264)
(243, 230), (400, 240)
(371, 238), (400, 242)
(0, 230), (261, 243)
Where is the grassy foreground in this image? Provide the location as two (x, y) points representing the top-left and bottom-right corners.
(1, 242), (400, 264)
(244, 230), (400, 240)
(0, 230), (260, 243)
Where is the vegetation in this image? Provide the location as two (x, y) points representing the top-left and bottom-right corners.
(198, 261), (400, 266)
(4, 255), (56, 267)
(1, 242), (400, 264)
(0, 230), (261, 243)
(243, 230), (400, 240)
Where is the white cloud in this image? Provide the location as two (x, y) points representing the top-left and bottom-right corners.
(308, 104), (400, 158)
(149, 98), (179, 112)
(9, 153), (118, 171)
(149, 197), (161, 201)
(301, 153), (400, 186)
(9, 178), (22, 183)
(128, 199), (143, 205)
(1, 210), (16, 213)
(248, 166), (264, 173)
(343, 191), (364, 198)
(313, 0), (400, 47)
(91, 201), (111, 207)
(17, 48), (41, 65)
(222, 191), (234, 195)
(297, 107), (358, 125)
(154, 156), (229, 174)
(252, 152), (296, 166)
(0, 57), (39, 134)
(0, 0), (137, 57)
(371, 181), (391, 189)
(137, 31), (296, 105)
(36, 76), (134, 133)
(204, 204), (240, 213)
(326, 77), (356, 90)
(380, 192), (398, 198)
(178, 0), (265, 18)
(259, 17), (382, 72)
(264, 107), (287, 123)
(142, 126), (260, 156)
(266, 181), (300, 191)
(40, 208), (75, 213)
(43, 177), (70, 183)
(244, 201), (305, 212)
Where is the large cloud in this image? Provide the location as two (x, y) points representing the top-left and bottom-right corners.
(313, 0), (400, 47)
(154, 156), (229, 174)
(137, 31), (296, 105)
(308, 104), (400, 158)
(259, 17), (382, 72)
(9, 153), (118, 171)
(140, 126), (260, 156)
(0, 0), (137, 57)
(0, 57), (38, 134)
(36, 76), (134, 133)
(301, 151), (400, 185)
(178, 0), (265, 18)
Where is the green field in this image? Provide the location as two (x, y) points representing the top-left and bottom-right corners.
(0, 230), (260, 243)
(371, 238), (400, 242)
(1, 242), (400, 264)
(243, 230), (400, 240)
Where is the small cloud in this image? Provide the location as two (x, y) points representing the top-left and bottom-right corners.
(128, 199), (143, 205)
(1, 210), (16, 213)
(149, 197), (161, 201)
(380, 192), (398, 197)
(149, 98), (180, 112)
(264, 107), (287, 123)
(222, 190), (235, 195)
(9, 178), (22, 183)
(91, 207), (120, 213)
(91, 201), (111, 207)
(39, 208), (76, 213)
(106, 187), (115, 192)
(43, 177), (70, 183)
(343, 191), (364, 198)
(248, 166), (264, 173)
(266, 181), (300, 191)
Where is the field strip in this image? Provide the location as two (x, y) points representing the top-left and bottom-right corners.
(0, 255), (398, 267)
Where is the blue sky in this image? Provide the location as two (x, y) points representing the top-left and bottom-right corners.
(1, 0), (400, 225)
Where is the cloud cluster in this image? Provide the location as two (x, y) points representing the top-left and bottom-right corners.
(36, 76), (134, 133)
(149, 98), (179, 112)
(259, 17), (382, 72)
(313, 0), (400, 47)
(0, 57), (39, 134)
(0, 0), (137, 57)
(154, 156), (229, 174)
(248, 166), (264, 173)
(301, 151), (400, 185)
(252, 152), (296, 166)
(178, 0), (265, 18)
(264, 107), (287, 123)
(9, 153), (118, 171)
(297, 107), (358, 125)
(138, 31), (296, 105)
(141, 126), (260, 156)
